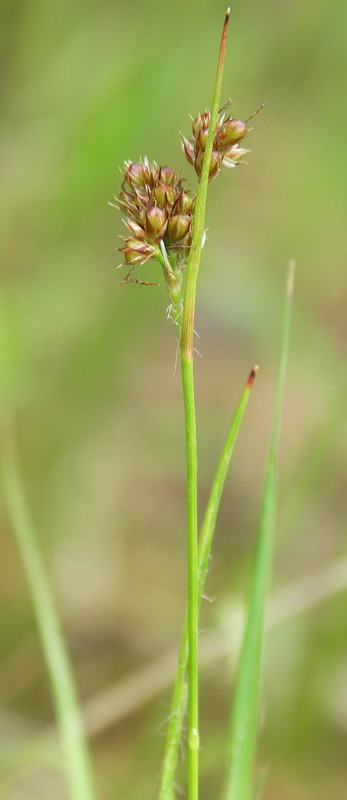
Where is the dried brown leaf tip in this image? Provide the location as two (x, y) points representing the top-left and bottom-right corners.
(182, 101), (265, 181)
(116, 158), (196, 268)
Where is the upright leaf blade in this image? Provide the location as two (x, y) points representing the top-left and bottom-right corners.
(224, 261), (295, 800)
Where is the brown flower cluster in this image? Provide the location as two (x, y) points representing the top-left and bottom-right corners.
(117, 158), (196, 268)
(181, 104), (263, 181)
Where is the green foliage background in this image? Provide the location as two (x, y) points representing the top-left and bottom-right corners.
(1, 0), (347, 798)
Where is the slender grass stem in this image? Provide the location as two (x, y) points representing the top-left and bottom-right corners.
(224, 261), (295, 800)
(179, 10), (230, 800)
(158, 367), (258, 800)
(180, 355), (199, 800)
(1, 428), (96, 800)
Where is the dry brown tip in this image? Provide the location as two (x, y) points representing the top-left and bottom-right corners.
(247, 364), (259, 388)
(220, 7), (231, 62)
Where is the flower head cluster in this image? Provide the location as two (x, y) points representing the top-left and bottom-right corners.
(117, 158), (196, 268)
(182, 103), (263, 181)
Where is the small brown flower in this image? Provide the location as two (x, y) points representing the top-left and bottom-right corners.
(120, 238), (157, 265)
(181, 102), (264, 181)
(145, 206), (168, 242)
(167, 214), (191, 244)
(154, 183), (176, 208)
(215, 117), (248, 148)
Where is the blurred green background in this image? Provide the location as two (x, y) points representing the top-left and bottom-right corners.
(1, 0), (347, 798)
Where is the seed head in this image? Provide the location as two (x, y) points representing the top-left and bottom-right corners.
(181, 103), (263, 181)
(115, 157), (196, 270)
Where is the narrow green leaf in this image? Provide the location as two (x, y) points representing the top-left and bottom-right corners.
(224, 261), (295, 800)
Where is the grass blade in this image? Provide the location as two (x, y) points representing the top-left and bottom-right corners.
(1, 424), (96, 800)
(159, 366), (258, 800)
(224, 260), (295, 800)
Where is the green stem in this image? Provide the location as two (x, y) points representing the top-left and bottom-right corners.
(224, 261), (295, 800)
(1, 429), (96, 800)
(179, 10), (230, 800)
(180, 354), (199, 800)
(158, 367), (258, 800)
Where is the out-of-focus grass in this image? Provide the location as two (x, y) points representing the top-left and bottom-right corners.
(224, 263), (294, 800)
(1, 0), (347, 798)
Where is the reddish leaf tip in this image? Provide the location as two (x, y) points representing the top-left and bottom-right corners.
(247, 365), (259, 388)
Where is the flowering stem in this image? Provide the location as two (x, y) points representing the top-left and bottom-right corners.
(179, 10), (230, 800)
(158, 368), (257, 800)
(180, 7), (230, 362)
